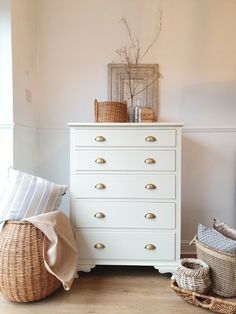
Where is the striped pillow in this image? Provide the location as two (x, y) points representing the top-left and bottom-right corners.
(0, 169), (67, 223)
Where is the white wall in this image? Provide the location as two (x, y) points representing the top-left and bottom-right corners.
(12, 0), (236, 252)
(0, 0), (13, 125)
(181, 128), (236, 253)
(0, 0), (13, 181)
(36, 0), (236, 128)
(11, 0), (37, 174)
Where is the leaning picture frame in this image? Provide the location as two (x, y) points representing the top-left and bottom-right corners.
(108, 63), (159, 116)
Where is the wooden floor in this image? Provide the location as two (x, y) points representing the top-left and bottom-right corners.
(0, 266), (210, 313)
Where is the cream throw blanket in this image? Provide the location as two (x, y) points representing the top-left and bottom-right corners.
(24, 210), (78, 290)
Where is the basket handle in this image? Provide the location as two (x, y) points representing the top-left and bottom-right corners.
(189, 236), (197, 246)
(94, 99), (99, 122)
(192, 294), (214, 309)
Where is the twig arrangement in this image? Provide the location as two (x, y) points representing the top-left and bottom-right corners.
(115, 10), (163, 106)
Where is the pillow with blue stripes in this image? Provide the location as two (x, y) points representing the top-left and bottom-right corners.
(0, 168), (67, 223)
(198, 224), (236, 254)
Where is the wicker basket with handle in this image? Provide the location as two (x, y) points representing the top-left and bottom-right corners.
(171, 280), (236, 314)
(194, 237), (236, 298)
(94, 99), (128, 122)
(0, 221), (61, 302)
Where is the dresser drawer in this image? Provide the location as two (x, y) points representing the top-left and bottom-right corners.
(74, 129), (176, 147)
(72, 174), (176, 199)
(73, 150), (176, 172)
(73, 201), (176, 229)
(76, 231), (175, 261)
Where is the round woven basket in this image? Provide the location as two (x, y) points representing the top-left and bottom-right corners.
(94, 99), (128, 122)
(0, 221), (61, 302)
(175, 258), (211, 294)
(195, 238), (236, 297)
(171, 280), (236, 314)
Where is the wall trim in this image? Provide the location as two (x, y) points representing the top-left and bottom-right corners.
(35, 125), (236, 132)
(0, 123), (14, 129)
(183, 126), (236, 133)
(14, 122), (36, 130)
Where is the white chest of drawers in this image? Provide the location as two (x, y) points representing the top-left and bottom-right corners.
(69, 123), (183, 274)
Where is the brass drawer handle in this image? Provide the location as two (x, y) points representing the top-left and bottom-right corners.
(95, 136), (106, 142)
(145, 184), (156, 190)
(94, 243), (105, 249)
(95, 183), (106, 189)
(145, 244), (156, 250)
(94, 212), (105, 219)
(95, 158), (106, 164)
(144, 158), (156, 164)
(145, 213), (156, 219)
(145, 136), (156, 142)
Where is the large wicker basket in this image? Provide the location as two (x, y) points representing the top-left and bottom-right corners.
(171, 280), (236, 314)
(195, 238), (236, 298)
(94, 99), (128, 122)
(0, 221), (61, 302)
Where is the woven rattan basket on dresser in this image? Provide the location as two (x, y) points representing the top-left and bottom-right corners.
(94, 99), (128, 122)
(0, 221), (61, 302)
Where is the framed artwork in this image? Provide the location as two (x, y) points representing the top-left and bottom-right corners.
(108, 63), (159, 111)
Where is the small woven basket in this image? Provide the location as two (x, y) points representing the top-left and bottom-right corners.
(195, 238), (236, 297)
(171, 280), (236, 314)
(94, 99), (128, 122)
(0, 221), (61, 302)
(174, 258), (211, 294)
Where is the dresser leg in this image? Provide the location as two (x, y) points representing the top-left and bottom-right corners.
(154, 266), (177, 275)
(77, 265), (96, 273)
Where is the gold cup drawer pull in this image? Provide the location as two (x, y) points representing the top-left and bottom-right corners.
(94, 212), (106, 219)
(144, 158), (156, 164)
(95, 158), (106, 164)
(145, 213), (156, 219)
(95, 136), (106, 142)
(94, 243), (105, 249)
(145, 184), (156, 190)
(145, 136), (156, 142)
(145, 244), (156, 250)
(95, 183), (106, 189)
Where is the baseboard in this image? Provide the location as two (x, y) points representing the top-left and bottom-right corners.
(181, 240), (196, 257)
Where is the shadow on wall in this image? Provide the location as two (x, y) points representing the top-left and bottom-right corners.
(181, 132), (236, 240)
(35, 128), (70, 215)
(182, 135), (210, 238)
(181, 80), (236, 126)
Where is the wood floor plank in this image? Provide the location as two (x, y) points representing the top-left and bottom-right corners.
(0, 266), (217, 313)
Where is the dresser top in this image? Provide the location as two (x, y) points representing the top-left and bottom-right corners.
(68, 122), (184, 127)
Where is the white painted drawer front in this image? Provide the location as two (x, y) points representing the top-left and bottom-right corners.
(73, 150), (176, 172)
(76, 231), (175, 261)
(72, 174), (176, 199)
(73, 201), (176, 229)
(74, 129), (176, 147)
(70, 123), (183, 272)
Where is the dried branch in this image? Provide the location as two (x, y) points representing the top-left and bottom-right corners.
(115, 12), (163, 106)
(140, 9), (163, 61)
(133, 73), (160, 97)
(119, 16), (140, 64)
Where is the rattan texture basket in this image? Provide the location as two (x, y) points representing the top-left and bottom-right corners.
(195, 238), (236, 298)
(0, 221), (61, 302)
(171, 280), (236, 314)
(175, 258), (211, 293)
(94, 99), (128, 122)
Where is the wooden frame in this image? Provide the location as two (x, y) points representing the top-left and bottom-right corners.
(108, 63), (159, 112)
